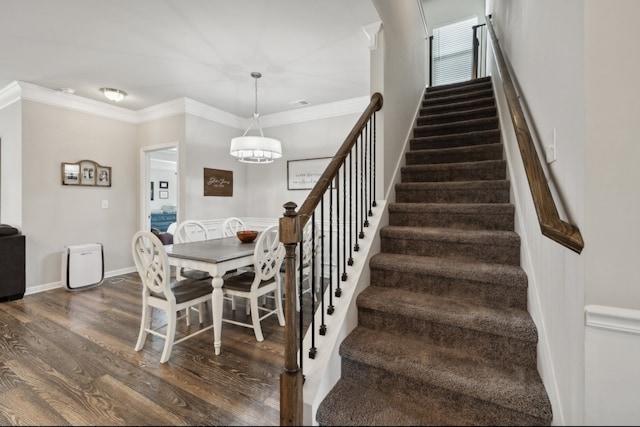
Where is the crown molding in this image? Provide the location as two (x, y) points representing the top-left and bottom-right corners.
(8, 81), (138, 123)
(0, 81), (373, 129)
(0, 81), (22, 110)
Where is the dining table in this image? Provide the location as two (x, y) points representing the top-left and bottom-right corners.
(164, 235), (256, 355)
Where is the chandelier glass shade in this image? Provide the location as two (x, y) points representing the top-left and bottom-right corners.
(230, 72), (282, 164)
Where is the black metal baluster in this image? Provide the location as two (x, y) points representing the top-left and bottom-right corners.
(342, 158), (348, 281)
(334, 170), (342, 298)
(359, 131), (365, 239)
(327, 182), (334, 315)
(348, 151), (354, 266)
(372, 114), (377, 208)
(298, 235), (303, 371)
(354, 133), (361, 251)
(308, 211), (317, 359)
(364, 122), (370, 227)
(319, 197), (327, 335)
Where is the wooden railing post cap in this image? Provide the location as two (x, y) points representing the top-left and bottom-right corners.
(279, 201), (302, 244)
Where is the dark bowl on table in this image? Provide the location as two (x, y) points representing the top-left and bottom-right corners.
(237, 230), (258, 243)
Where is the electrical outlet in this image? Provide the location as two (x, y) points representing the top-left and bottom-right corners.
(545, 128), (557, 164)
(101, 200), (109, 209)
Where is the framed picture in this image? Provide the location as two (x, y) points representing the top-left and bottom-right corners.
(80, 160), (96, 185)
(287, 157), (332, 190)
(62, 163), (80, 185)
(159, 181), (169, 189)
(203, 168), (233, 197)
(96, 166), (111, 187)
(62, 160), (111, 187)
(159, 190), (169, 199)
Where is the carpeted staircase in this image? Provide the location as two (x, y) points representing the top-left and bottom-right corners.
(315, 77), (553, 426)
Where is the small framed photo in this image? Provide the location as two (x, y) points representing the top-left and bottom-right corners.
(159, 181), (169, 189)
(62, 163), (80, 185)
(159, 190), (169, 199)
(96, 166), (111, 187)
(80, 160), (96, 185)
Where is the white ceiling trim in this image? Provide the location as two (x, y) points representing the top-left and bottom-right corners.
(12, 81), (138, 123)
(0, 81), (373, 129)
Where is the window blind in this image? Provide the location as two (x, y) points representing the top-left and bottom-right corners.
(432, 17), (478, 86)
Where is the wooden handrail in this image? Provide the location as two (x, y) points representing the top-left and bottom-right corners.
(486, 16), (584, 254)
(279, 92), (383, 425)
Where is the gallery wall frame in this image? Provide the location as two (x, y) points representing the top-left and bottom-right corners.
(62, 159), (111, 187)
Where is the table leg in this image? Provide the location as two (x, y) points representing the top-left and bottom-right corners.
(211, 275), (224, 355)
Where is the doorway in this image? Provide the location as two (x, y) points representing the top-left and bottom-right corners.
(140, 143), (179, 233)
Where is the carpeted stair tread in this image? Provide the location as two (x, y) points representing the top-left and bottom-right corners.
(396, 180), (511, 204)
(369, 252), (527, 308)
(357, 284), (538, 342)
(401, 159), (506, 182)
(315, 378), (468, 426)
(370, 252), (526, 289)
(339, 327), (552, 423)
(406, 143), (503, 165)
(422, 88), (494, 108)
(388, 202), (514, 230)
(411, 129), (501, 151)
(420, 96), (495, 116)
(413, 117), (499, 138)
(381, 225), (520, 265)
(417, 105), (497, 126)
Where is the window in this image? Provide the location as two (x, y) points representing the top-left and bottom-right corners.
(432, 17), (478, 86)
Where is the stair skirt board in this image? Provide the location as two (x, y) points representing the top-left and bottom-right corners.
(316, 77), (553, 426)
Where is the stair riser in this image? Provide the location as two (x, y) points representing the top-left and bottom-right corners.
(388, 209), (514, 231)
(338, 358), (550, 426)
(369, 266), (527, 309)
(381, 235), (520, 265)
(411, 129), (501, 151)
(420, 97), (495, 116)
(396, 186), (510, 204)
(406, 144), (503, 165)
(414, 118), (499, 138)
(417, 106), (497, 126)
(401, 162), (506, 183)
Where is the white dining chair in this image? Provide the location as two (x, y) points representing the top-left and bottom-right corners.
(131, 231), (213, 363)
(221, 217), (246, 237)
(221, 225), (285, 341)
(281, 221), (319, 311)
(172, 220), (214, 321)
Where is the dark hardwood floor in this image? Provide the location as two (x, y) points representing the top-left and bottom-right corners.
(0, 272), (301, 426)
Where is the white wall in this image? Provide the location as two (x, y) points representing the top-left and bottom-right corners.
(373, 0), (428, 197)
(486, 0), (586, 424)
(245, 113), (361, 219)
(22, 100), (138, 288)
(0, 100), (22, 227)
(583, 1), (640, 424)
(184, 114), (248, 221)
(422, 0), (487, 30)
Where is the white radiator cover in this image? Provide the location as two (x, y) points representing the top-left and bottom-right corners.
(61, 243), (104, 290)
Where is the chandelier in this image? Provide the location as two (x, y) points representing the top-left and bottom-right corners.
(229, 72), (282, 164)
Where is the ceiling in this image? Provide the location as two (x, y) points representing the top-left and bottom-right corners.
(0, 0), (380, 117)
